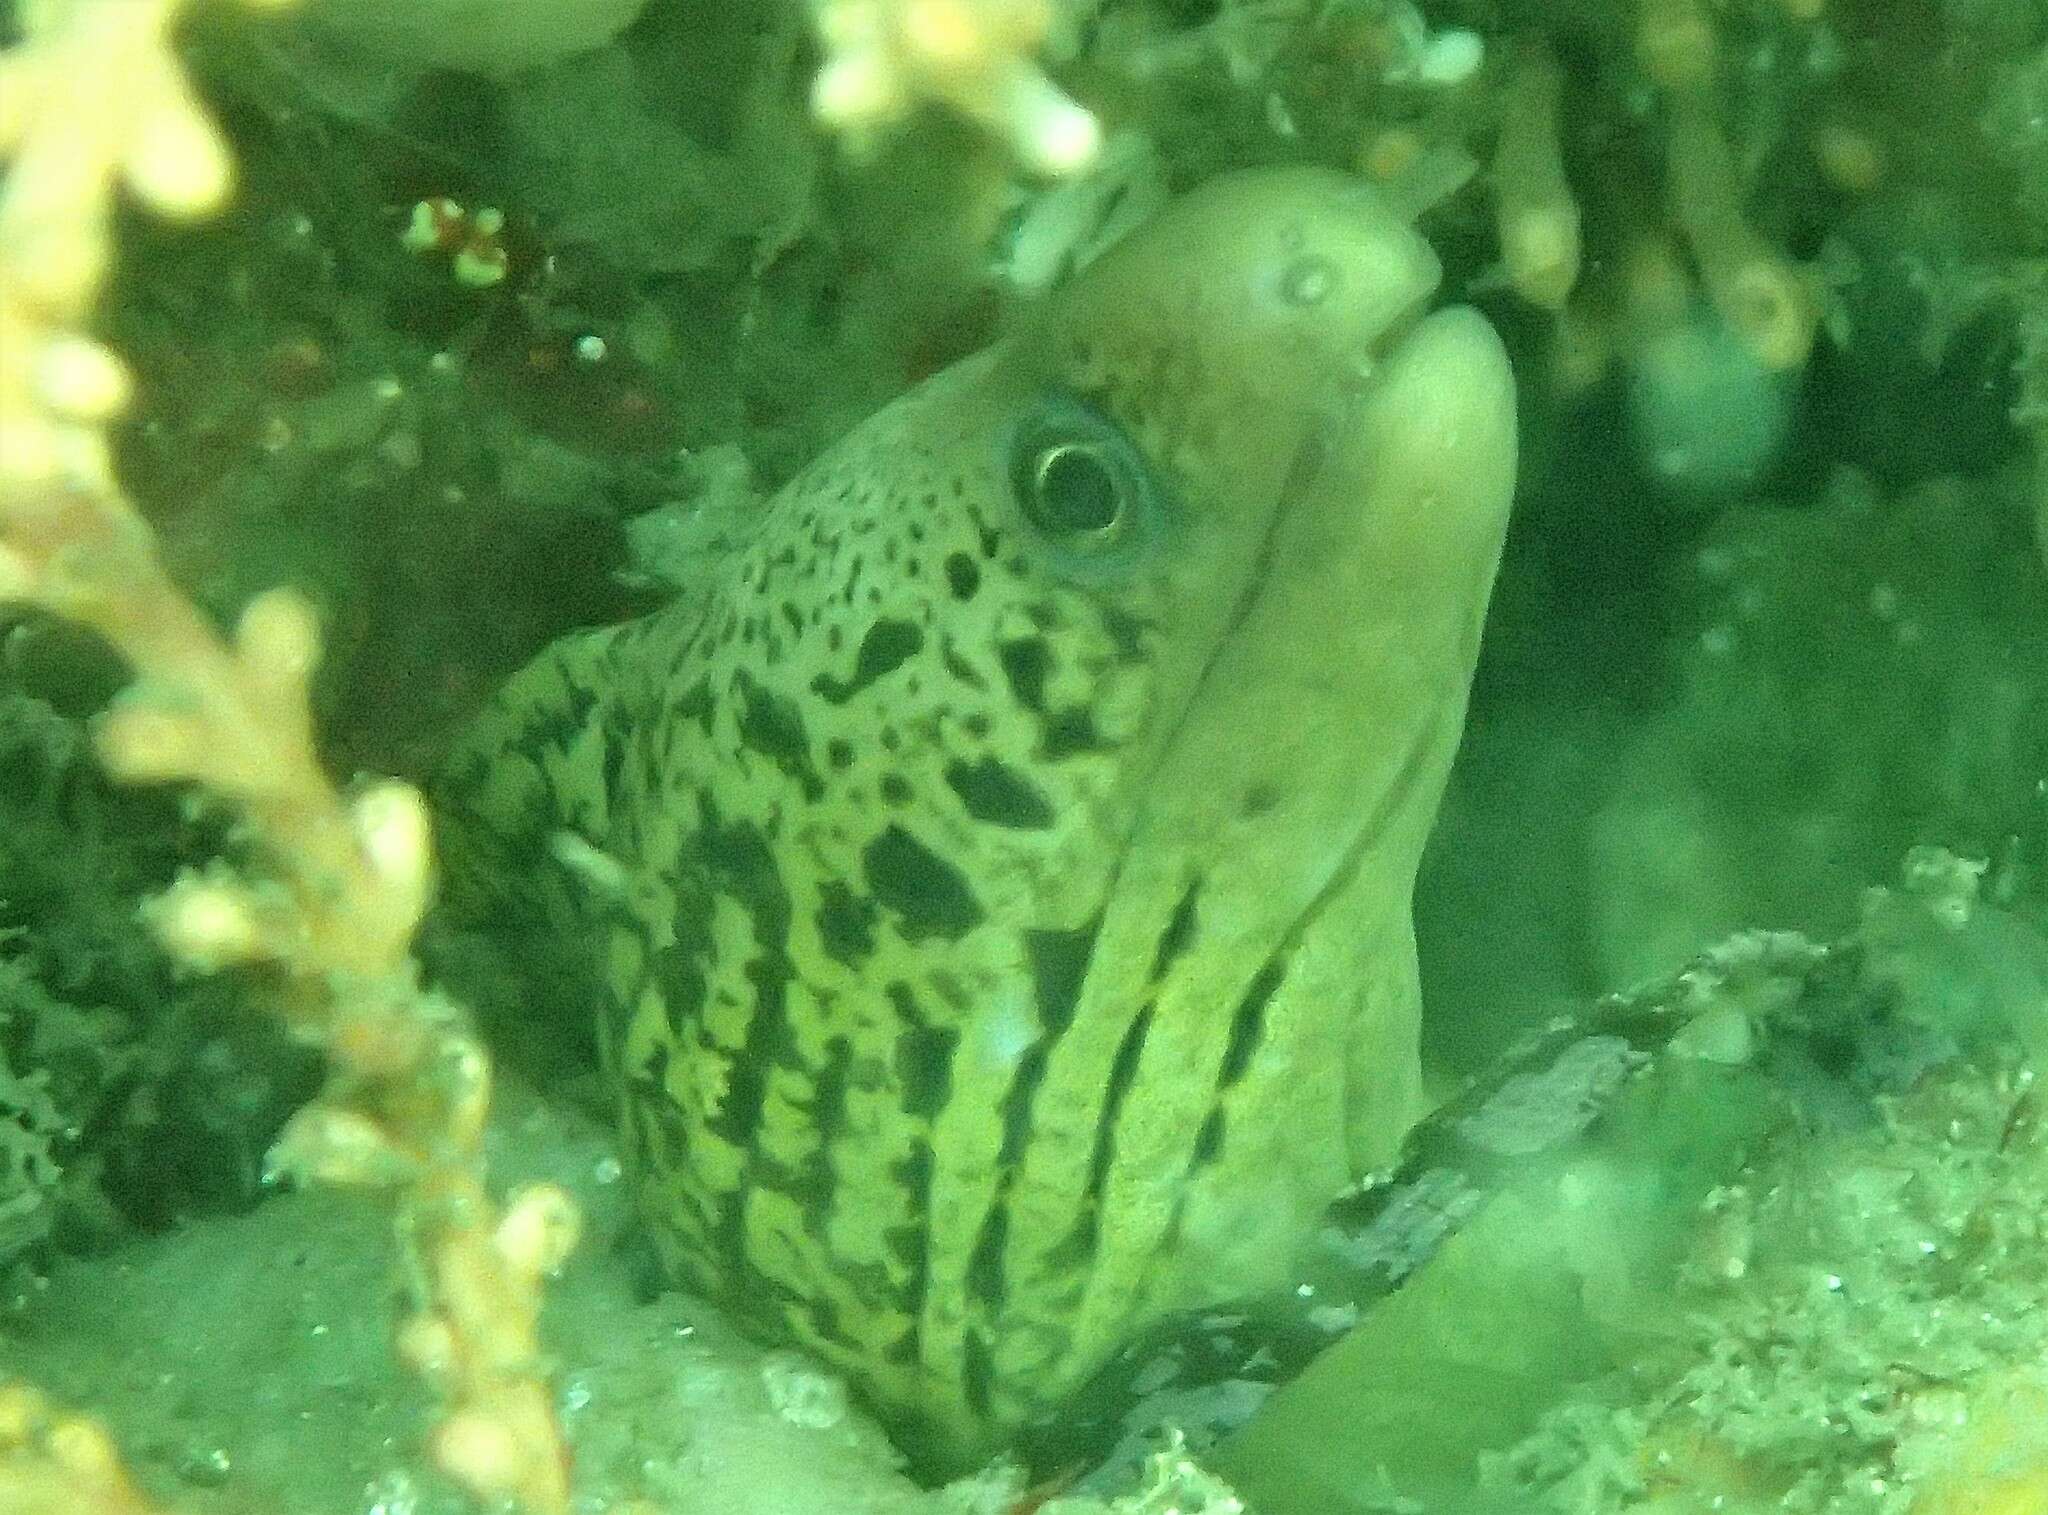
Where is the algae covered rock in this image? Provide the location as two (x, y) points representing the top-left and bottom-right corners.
(1588, 464), (2048, 989)
(0, 678), (318, 1258)
(0, 987), (66, 1267)
(1201, 854), (2048, 1515)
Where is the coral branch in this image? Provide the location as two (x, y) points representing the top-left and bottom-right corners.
(0, 4), (577, 1510)
(4, 493), (579, 1515)
(0, 0), (253, 496)
(0, 1382), (166, 1515)
(807, 0), (1101, 175)
(1635, 0), (1716, 94)
(1493, 40), (1581, 312)
(1666, 98), (1818, 370)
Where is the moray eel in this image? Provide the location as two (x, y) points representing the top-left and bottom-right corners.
(438, 167), (1517, 1472)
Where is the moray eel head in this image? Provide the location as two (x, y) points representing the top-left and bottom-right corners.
(1002, 167), (1516, 1026)
(438, 168), (1515, 1474)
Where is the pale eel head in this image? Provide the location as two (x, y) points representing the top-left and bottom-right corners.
(440, 168), (1515, 1473)
(917, 166), (1518, 1449)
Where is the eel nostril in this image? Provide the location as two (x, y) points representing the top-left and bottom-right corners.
(1281, 254), (1339, 308)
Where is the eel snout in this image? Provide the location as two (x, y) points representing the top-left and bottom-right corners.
(1027, 166), (1450, 465)
(1117, 171), (1518, 910)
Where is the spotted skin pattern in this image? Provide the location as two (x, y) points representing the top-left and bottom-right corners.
(438, 169), (1518, 1472)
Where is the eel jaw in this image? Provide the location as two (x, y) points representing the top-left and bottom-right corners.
(1136, 297), (1517, 919)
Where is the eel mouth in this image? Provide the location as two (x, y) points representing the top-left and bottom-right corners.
(1195, 305), (1497, 917)
(1125, 288), (1516, 938)
(1306, 298), (1518, 615)
(1232, 296), (1516, 692)
(1194, 291), (1497, 684)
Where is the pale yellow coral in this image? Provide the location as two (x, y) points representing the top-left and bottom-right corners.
(0, 5), (579, 1510)
(1902, 1367), (2048, 1515)
(1492, 39), (1580, 312)
(808, 0), (1102, 175)
(1665, 96), (1819, 371)
(1503, 0), (1825, 386)
(0, 0), (280, 494)
(0, 1380), (165, 1515)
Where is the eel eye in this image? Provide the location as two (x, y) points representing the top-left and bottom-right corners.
(1024, 441), (1125, 538)
(1008, 395), (1156, 562)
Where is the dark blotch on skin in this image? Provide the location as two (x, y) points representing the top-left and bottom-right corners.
(813, 618), (925, 705)
(683, 800), (800, 1274)
(997, 637), (1050, 712)
(599, 707), (629, 817)
(816, 880), (878, 964)
(1101, 605), (1147, 661)
(1025, 914), (1102, 1037)
(862, 824), (986, 942)
(735, 669), (824, 802)
(672, 673), (717, 736)
(962, 1326), (996, 1416)
(945, 755), (1055, 829)
(945, 551), (981, 601)
(966, 1203), (1010, 1309)
(1050, 1003), (1155, 1266)
(651, 938), (711, 1038)
(1041, 706), (1108, 759)
(544, 678), (602, 746)
(995, 1045), (1051, 1170)
(885, 1154), (935, 1362)
(1218, 958), (1284, 1087)
(1150, 881), (1200, 982)
(940, 638), (986, 691)
(693, 811), (797, 1124)
(886, 981), (959, 1120)
(979, 915), (1107, 1303)
(811, 1036), (852, 1149)
(928, 970), (971, 1013)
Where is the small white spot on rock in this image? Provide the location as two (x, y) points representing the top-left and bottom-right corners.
(760, 1352), (849, 1430)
